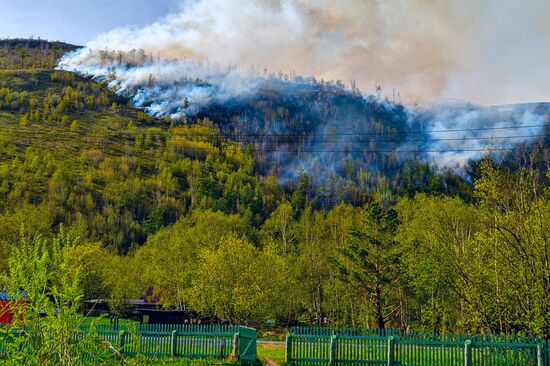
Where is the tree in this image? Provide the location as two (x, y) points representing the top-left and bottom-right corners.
(19, 114), (28, 127)
(295, 210), (332, 324)
(147, 73), (155, 87)
(0, 226), (110, 364)
(330, 202), (400, 329)
(70, 119), (78, 132)
(190, 234), (277, 324)
(472, 155), (550, 334)
(133, 210), (251, 310)
(396, 194), (481, 332)
(261, 201), (295, 254)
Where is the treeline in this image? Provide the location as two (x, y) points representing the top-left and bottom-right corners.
(0, 39), (77, 70)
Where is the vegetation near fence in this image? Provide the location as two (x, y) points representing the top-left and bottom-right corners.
(286, 327), (550, 366)
(0, 323), (256, 363)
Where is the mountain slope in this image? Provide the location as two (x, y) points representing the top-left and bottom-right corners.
(0, 67), (269, 251)
(1, 40), (548, 251)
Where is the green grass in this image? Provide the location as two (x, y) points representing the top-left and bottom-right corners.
(86, 355), (241, 366)
(80, 315), (140, 328)
(257, 344), (285, 365)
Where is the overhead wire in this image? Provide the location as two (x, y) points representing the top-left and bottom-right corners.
(0, 123), (548, 154)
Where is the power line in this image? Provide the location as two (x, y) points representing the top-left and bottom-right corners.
(238, 147), (550, 154)
(197, 135), (550, 143)
(2, 128), (549, 144)
(1, 124), (548, 138)
(3, 135), (548, 154)
(1, 125), (548, 154)
(222, 124), (550, 137)
(3, 133), (550, 151)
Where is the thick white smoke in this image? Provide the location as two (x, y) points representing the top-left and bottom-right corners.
(64, 0), (549, 105)
(403, 102), (547, 170)
(59, 49), (263, 118)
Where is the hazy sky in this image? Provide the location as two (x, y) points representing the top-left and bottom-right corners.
(2, 0), (549, 105)
(0, 0), (180, 45)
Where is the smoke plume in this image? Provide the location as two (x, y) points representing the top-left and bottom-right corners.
(64, 0), (549, 105)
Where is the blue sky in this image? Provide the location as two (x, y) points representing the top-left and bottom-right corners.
(0, 0), (180, 45)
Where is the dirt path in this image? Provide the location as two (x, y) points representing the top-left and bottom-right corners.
(257, 340), (285, 346)
(264, 357), (279, 366)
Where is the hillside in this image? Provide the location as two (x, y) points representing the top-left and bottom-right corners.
(60, 48), (550, 193)
(0, 67), (270, 251)
(0, 38), (78, 70)
(0, 40), (548, 337)
(1, 41), (548, 252)
(0, 41), (480, 252)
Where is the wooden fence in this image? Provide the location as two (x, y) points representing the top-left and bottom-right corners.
(0, 323), (256, 362)
(286, 327), (550, 366)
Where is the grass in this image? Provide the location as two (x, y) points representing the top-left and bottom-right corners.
(80, 315), (140, 328)
(114, 356), (241, 365)
(257, 344), (285, 365)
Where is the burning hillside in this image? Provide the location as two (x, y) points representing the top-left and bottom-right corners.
(58, 49), (549, 182)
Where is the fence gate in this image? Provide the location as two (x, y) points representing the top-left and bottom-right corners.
(237, 326), (257, 362)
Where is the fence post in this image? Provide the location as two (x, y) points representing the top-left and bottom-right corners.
(464, 340), (472, 366)
(387, 336), (395, 366)
(285, 334), (292, 363)
(536, 342), (543, 366)
(118, 330), (126, 354)
(171, 330), (178, 358)
(220, 338), (226, 359)
(329, 334), (338, 365)
(232, 332), (240, 360)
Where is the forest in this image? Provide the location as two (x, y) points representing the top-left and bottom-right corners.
(0, 40), (548, 339)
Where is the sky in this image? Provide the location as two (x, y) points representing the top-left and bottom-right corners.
(0, 0), (180, 45)
(2, 0), (549, 105)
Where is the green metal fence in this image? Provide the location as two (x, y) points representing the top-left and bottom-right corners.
(286, 327), (550, 366)
(1, 323), (256, 362)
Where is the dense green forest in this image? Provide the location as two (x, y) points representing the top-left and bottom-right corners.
(0, 40), (548, 338)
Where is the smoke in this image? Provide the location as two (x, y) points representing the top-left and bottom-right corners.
(57, 0), (549, 181)
(404, 102), (547, 169)
(63, 0), (549, 105)
(58, 50), (263, 118)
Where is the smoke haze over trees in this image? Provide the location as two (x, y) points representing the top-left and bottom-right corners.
(59, 49), (550, 182)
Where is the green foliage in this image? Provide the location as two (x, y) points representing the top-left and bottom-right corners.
(330, 202), (401, 329)
(0, 69), (276, 251)
(0, 226), (112, 365)
(132, 210), (253, 310)
(190, 234), (275, 324)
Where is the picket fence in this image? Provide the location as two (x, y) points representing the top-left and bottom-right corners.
(0, 323), (256, 362)
(286, 327), (550, 366)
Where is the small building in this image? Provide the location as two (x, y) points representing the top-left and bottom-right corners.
(82, 287), (219, 325)
(0, 291), (27, 324)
